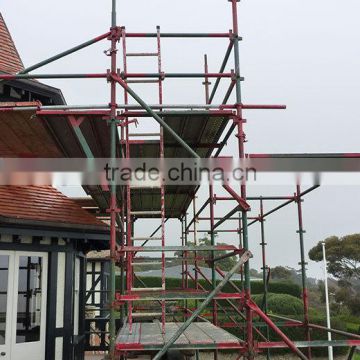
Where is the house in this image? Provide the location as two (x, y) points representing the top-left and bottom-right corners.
(0, 186), (109, 360)
(0, 12), (113, 360)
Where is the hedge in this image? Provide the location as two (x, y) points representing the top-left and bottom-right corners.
(119, 276), (302, 298)
(226, 307), (349, 357)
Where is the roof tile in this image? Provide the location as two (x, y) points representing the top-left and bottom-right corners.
(0, 186), (107, 228)
(0, 13), (24, 74)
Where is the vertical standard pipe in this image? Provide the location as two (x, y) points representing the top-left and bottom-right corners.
(204, 54), (210, 105)
(296, 185), (312, 359)
(209, 186), (217, 324)
(157, 25), (166, 334)
(109, 1), (118, 356)
(230, 0), (253, 357)
(193, 196), (199, 294)
(322, 242), (334, 360)
(209, 185), (218, 360)
(347, 347), (356, 360)
(112, 0), (116, 28)
(184, 213), (189, 319)
(121, 25), (133, 334)
(260, 199), (270, 360)
(192, 196), (199, 360)
(181, 218), (185, 291)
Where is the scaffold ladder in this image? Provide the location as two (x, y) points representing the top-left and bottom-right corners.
(123, 26), (167, 333)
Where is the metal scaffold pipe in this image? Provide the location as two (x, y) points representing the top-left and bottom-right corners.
(125, 32), (233, 38)
(109, 0), (118, 358)
(15, 32), (111, 76)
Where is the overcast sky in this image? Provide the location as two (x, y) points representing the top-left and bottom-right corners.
(2, 0), (360, 278)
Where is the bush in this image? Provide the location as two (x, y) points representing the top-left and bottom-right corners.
(252, 293), (304, 315)
(227, 312), (348, 357)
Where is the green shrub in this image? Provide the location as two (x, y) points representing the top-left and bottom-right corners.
(347, 322), (360, 334)
(227, 312), (348, 357)
(252, 293), (304, 315)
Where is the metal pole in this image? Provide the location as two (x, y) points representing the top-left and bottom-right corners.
(153, 251), (252, 360)
(229, 0), (254, 358)
(193, 196), (199, 297)
(203, 54), (211, 104)
(192, 197), (199, 360)
(121, 72), (235, 78)
(109, 1), (118, 357)
(347, 346), (356, 360)
(111, 0), (117, 27)
(0, 102), (286, 112)
(0, 73), (108, 80)
(184, 213), (189, 322)
(14, 33), (111, 75)
(209, 41), (234, 103)
(260, 198), (270, 360)
(322, 241), (334, 360)
(296, 185), (312, 359)
(124, 32), (233, 38)
(209, 185), (218, 360)
(157, 25), (166, 333)
(269, 314), (360, 340)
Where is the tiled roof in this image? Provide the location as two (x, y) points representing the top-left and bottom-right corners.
(0, 186), (107, 228)
(0, 13), (24, 74)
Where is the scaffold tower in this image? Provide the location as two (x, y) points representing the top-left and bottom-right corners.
(1, 1), (360, 360)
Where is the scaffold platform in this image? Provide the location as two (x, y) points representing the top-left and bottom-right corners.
(116, 322), (242, 351)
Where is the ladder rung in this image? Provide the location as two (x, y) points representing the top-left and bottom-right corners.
(131, 211), (161, 215)
(126, 52), (158, 57)
(131, 237), (162, 241)
(132, 262), (162, 266)
(129, 133), (161, 137)
(132, 312), (163, 318)
(131, 287), (164, 292)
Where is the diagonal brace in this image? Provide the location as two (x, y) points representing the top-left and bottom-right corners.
(247, 300), (309, 360)
(223, 184), (250, 211)
(17, 32), (111, 75)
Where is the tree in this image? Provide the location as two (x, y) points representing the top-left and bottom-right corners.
(270, 266), (293, 280)
(308, 234), (360, 280)
(175, 234), (237, 271)
(250, 268), (261, 278)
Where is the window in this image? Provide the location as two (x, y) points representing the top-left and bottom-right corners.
(16, 256), (43, 343)
(0, 255), (9, 345)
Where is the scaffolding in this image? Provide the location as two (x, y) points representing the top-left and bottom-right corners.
(2, 1), (360, 359)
